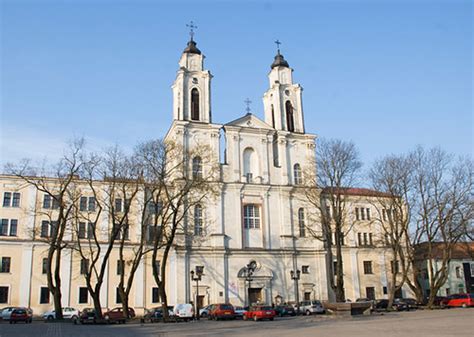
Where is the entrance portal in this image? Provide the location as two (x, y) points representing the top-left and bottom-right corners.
(248, 288), (262, 305)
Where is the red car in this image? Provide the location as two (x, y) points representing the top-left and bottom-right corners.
(103, 307), (136, 324)
(208, 303), (235, 320)
(442, 293), (474, 308)
(243, 305), (276, 321)
(9, 308), (33, 324)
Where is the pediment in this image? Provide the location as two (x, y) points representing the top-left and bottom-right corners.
(225, 113), (273, 130)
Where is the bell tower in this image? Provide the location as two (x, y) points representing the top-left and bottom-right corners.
(172, 22), (212, 123)
(263, 41), (305, 133)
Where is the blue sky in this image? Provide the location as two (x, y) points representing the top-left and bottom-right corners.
(1, 0), (472, 171)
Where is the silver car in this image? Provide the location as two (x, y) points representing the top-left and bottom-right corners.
(1, 307), (17, 321)
(299, 300), (325, 315)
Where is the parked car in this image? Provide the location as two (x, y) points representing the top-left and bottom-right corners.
(274, 304), (296, 317)
(402, 298), (419, 310)
(43, 307), (80, 320)
(199, 305), (212, 318)
(173, 303), (194, 321)
(103, 307), (136, 324)
(375, 299), (408, 311)
(1, 307), (17, 321)
(234, 306), (247, 319)
(442, 293), (474, 308)
(208, 303), (235, 320)
(424, 296), (446, 306)
(142, 307), (175, 323)
(76, 308), (99, 324)
(9, 308), (33, 324)
(243, 305), (276, 321)
(299, 300), (325, 315)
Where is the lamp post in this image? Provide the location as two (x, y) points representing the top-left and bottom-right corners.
(244, 261), (257, 307)
(190, 266), (204, 320)
(290, 269), (301, 314)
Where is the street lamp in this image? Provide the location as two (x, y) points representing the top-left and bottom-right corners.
(243, 261), (257, 307)
(190, 266), (204, 320)
(290, 269), (301, 314)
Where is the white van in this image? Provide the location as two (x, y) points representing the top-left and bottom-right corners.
(173, 303), (194, 321)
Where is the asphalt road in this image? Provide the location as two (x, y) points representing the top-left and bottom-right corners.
(0, 308), (472, 337)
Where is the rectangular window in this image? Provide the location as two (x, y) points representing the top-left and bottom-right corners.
(355, 207), (359, 220)
(366, 287), (375, 301)
(80, 259), (89, 275)
(79, 287), (88, 304)
(40, 287), (50, 304)
(383, 286), (387, 295)
(117, 260), (124, 275)
(304, 292), (311, 301)
(363, 261), (373, 274)
(116, 287), (122, 304)
(1, 257), (11, 273)
(43, 194), (51, 209)
(115, 198), (123, 212)
(302, 265), (310, 274)
(152, 287), (160, 303)
(88, 197), (96, 212)
(12, 193), (20, 207)
(51, 196), (59, 210)
(113, 223), (129, 240)
(87, 222), (95, 239)
(9, 219), (17, 236)
(358, 233), (362, 246)
(40, 221), (49, 238)
(3, 192), (11, 207)
(366, 208), (371, 220)
(243, 204), (261, 229)
(0, 286), (8, 303)
(363, 233), (368, 246)
(0, 219), (8, 236)
(78, 222), (86, 239)
(360, 208), (365, 220)
(79, 197), (87, 211)
(42, 258), (48, 274)
(333, 261), (338, 276)
(369, 233), (373, 246)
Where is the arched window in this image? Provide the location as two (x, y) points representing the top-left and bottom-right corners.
(192, 156), (202, 179)
(293, 163), (302, 185)
(191, 88), (200, 121)
(243, 147), (259, 183)
(298, 208), (306, 237)
(285, 101), (295, 132)
(271, 104), (275, 128)
(194, 204), (203, 236)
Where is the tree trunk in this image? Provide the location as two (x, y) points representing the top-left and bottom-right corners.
(335, 229), (345, 302)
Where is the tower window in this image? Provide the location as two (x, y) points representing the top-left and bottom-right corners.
(271, 104), (275, 128)
(194, 204), (203, 236)
(192, 156), (203, 179)
(285, 101), (295, 132)
(191, 88), (200, 121)
(293, 163), (302, 185)
(298, 208), (306, 237)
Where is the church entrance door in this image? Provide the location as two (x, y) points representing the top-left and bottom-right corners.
(248, 288), (263, 305)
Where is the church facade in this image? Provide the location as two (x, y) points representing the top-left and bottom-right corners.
(0, 36), (411, 315)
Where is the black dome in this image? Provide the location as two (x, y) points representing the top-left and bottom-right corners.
(271, 52), (289, 69)
(183, 40), (201, 55)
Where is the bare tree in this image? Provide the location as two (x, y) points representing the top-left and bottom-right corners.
(369, 154), (413, 308)
(406, 147), (473, 308)
(5, 139), (85, 319)
(304, 138), (362, 302)
(135, 139), (219, 320)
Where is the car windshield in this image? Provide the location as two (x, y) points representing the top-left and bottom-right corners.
(14, 309), (26, 314)
(220, 305), (233, 310)
(261, 306), (273, 310)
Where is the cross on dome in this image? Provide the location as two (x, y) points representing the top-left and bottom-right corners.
(186, 21), (198, 41)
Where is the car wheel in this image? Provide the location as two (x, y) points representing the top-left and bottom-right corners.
(104, 315), (110, 323)
(243, 315), (247, 321)
(305, 310), (311, 316)
(462, 303), (467, 308)
(270, 317), (274, 321)
(9, 321), (13, 324)
(254, 316), (258, 322)
(47, 315), (54, 321)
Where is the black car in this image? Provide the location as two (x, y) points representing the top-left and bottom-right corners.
(274, 305), (296, 317)
(76, 308), (99, 324)
(402, 298), (419, 310)
(375, 299), (409, 311)
(141, 307), (175, 323)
